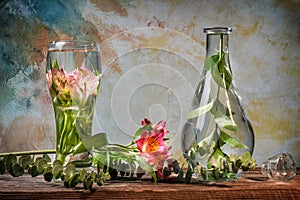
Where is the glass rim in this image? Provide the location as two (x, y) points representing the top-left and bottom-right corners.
(203, 27), (232, 34)
(48, 40), (98, 51)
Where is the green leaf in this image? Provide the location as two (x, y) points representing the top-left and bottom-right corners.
(5, 154), (17, 172)
(28, 164), (39, 177)
(83, 175), (93, 190)
(204, 54), (219, 70)
(69, 174), (80, 188)
(64, 180), (70, 188)
(210, 99), (227, 118)
(73, 132), (109, 155)
(93, 152), (107, 168)
(215, 116), (237, 131)
(42, 154), (52, 162)
(219, 52), (232, 90)
(208, 148), (224, 168)
(200, 166), (208, 181)
(53, 159), (63, 167)
(19, 155), (33, 170)
(84, 132), (109, 149)
(52, 165), (63, 179)
(35, 157), (42, 163)
(79, 169), (88, 182)
(210, 51), (232, 90)
(187, 99), (215, 119)
(37, 159), (49, 174)
(185, 163), (193, 183)
(52, 59), (60, 70)
(135, 155), (152, 172)
(10, 163), (24, 177)
(0, 159), (7, 174)
(220, 131), (248, 149)
(132, 124), (153, 142)
(64, 163), (76, 179)
(70, 156), (93, 168)
(196, 130), (219, 158)
(242, 152), (251, 162)
(90, 170), (97, 180)
(212, 167), (220, 180)
(135, 155), (157, 183)
(43, 166), (53, 182)
(172, 160), (181, 174)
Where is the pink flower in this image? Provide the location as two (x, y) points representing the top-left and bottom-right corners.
(69, 67), (100, 106)
(136, 119), (171, 172)
(47, 65), (100, 106)
(67, 69), (79, 87)
(153, 120), (168, 135)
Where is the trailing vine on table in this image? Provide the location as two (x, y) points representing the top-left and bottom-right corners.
(0, 117), (256, 190)
(0, 119), (182, 190)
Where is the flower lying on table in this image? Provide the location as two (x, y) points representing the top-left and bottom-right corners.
(0, 118), (177, 190)
(92, 118), (175, 182)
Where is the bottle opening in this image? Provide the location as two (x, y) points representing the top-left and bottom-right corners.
(203, 27), (232, 34)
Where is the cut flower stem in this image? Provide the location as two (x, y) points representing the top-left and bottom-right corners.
(0, 149), (56, 157)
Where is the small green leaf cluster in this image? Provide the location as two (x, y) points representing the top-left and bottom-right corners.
(57, 163), (110, 190)
(193, 152), (256, 182)
(0, 154), (52, 178)
(0, 154), (110, 190)
(0, 154), (22, 177)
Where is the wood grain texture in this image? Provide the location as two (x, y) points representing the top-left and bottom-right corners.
(0, 169), (299, 199)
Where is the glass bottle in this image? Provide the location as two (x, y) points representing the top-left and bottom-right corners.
(181, 27), (255, 182)
(261, 153), (296, 181)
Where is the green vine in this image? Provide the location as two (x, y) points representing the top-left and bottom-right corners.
(0, 152), (106, 190)
(0, 127), (182, 189)
(0, 152), (184, 190)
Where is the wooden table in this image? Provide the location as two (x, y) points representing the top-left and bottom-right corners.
(0, 169), (299, 199)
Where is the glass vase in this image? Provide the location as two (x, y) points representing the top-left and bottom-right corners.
(46, 40), (101, 167)
(181, 27), (255, 182)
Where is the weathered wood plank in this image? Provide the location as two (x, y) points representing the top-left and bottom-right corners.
(0, 169), (299, 199)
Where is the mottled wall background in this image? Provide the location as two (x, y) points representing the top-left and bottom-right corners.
(0, 0), (299, 166)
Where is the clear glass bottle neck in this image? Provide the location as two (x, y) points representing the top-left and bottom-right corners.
(205, 33), (230, 57)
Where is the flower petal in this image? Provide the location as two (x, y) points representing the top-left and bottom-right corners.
(153, 120), (168, 135)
